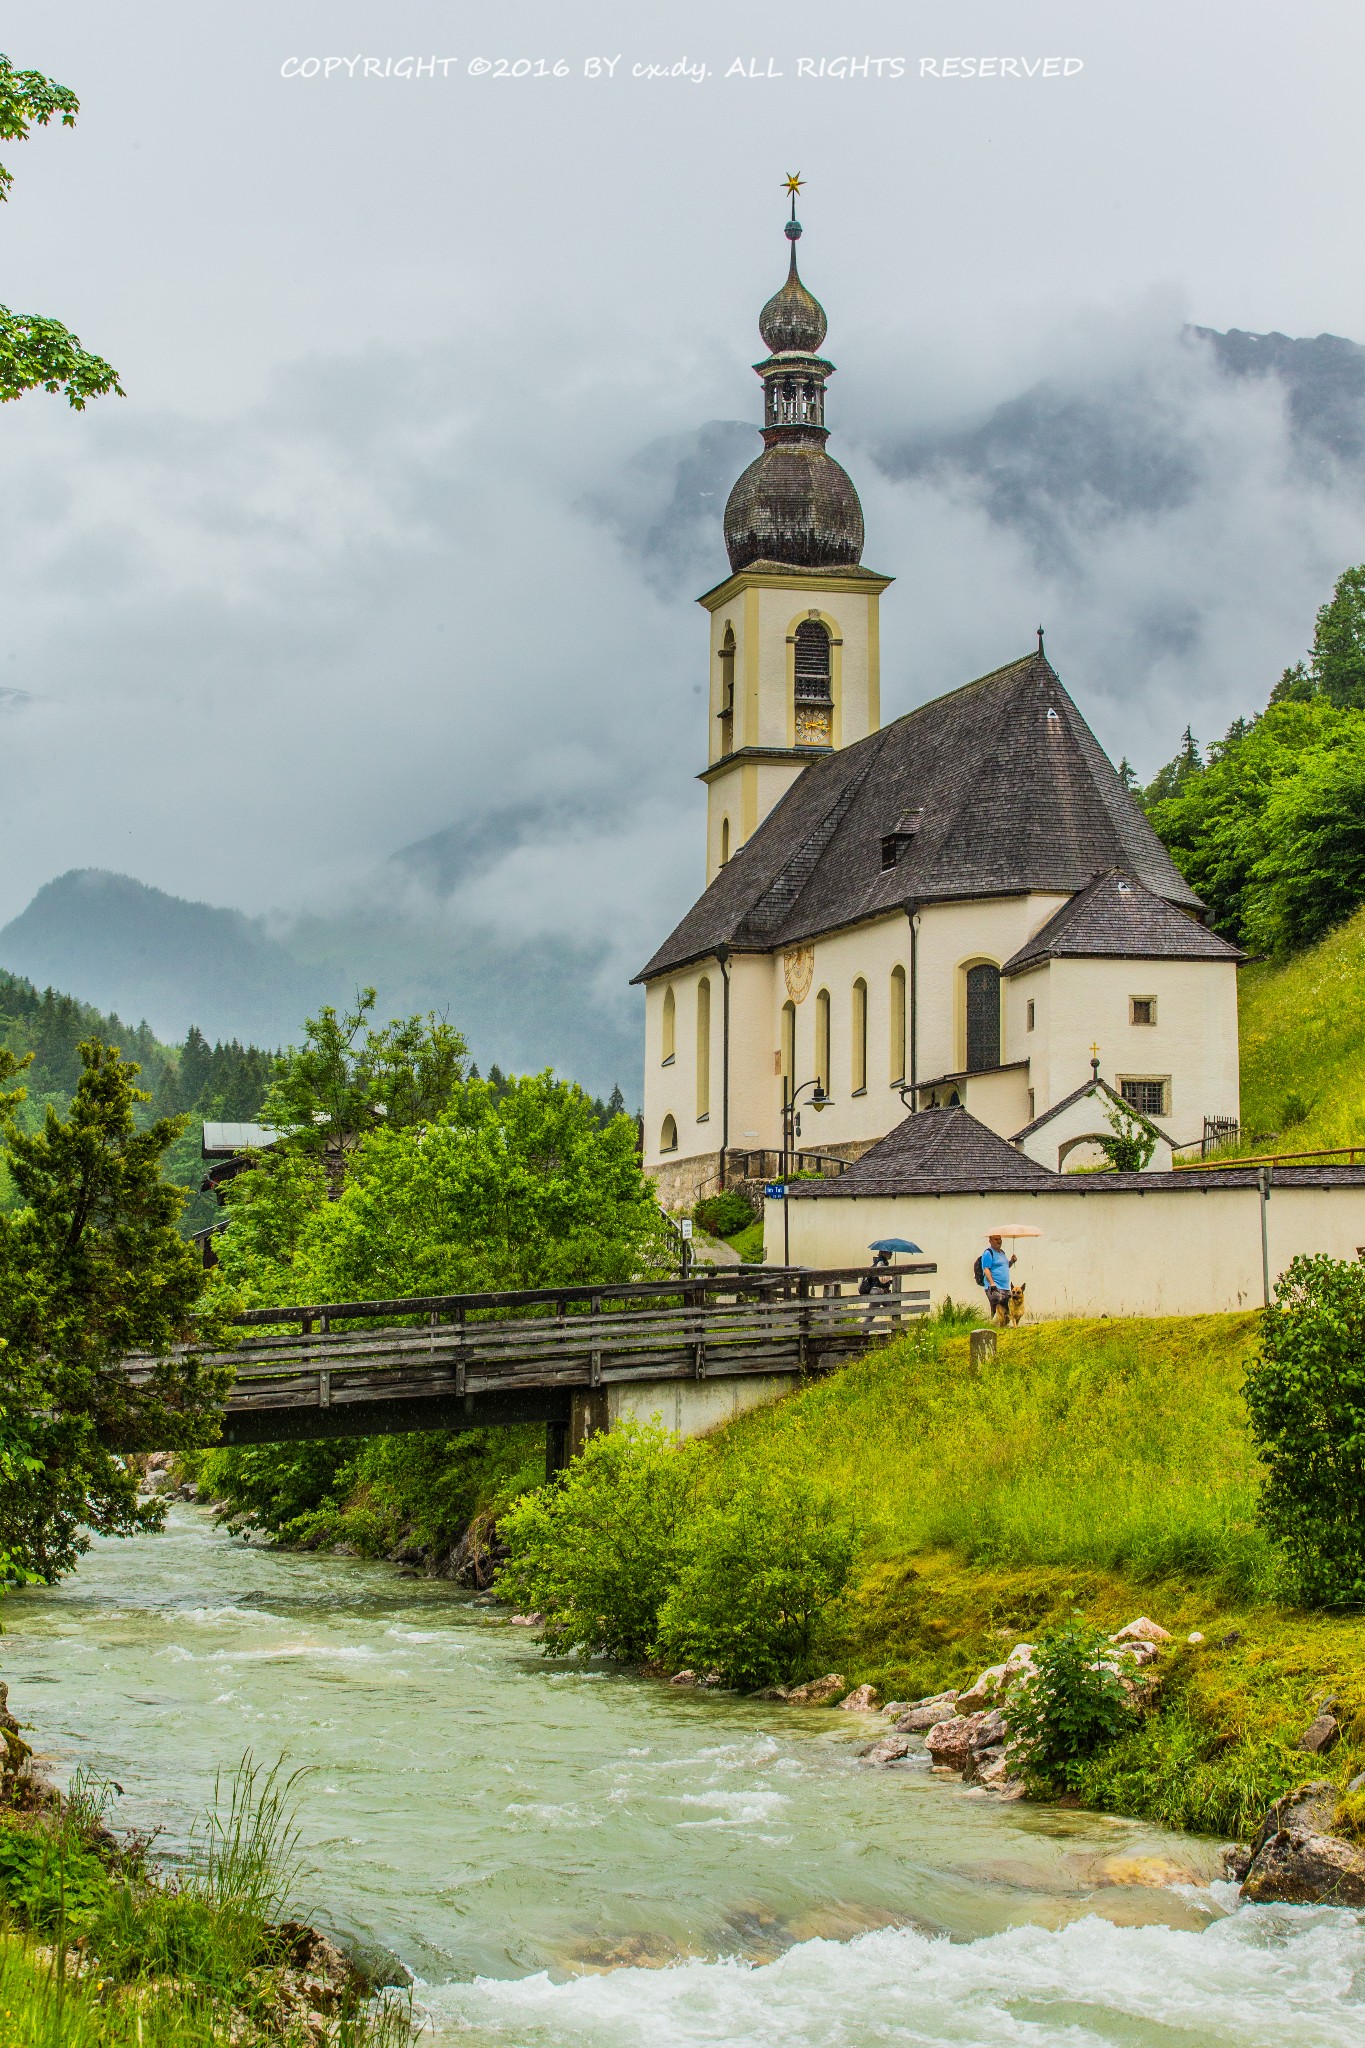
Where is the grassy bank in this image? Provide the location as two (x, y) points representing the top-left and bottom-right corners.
(0, 1756), (410, 2046)
(628, 1314), (1362, 1839)
(1238, 900), (1365, 1149)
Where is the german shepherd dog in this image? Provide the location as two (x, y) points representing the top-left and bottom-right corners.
(993, 1283), (1027, 1327)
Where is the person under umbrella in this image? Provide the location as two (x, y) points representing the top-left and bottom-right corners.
(977, 1233), (1016, 1324)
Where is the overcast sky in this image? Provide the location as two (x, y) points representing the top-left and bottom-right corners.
(3, 0), (1365, 1055)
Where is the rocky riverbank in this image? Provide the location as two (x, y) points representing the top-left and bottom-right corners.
(734, 1611), (1365, 1910)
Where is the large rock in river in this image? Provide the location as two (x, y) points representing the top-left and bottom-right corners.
(1240, 1781), (1365, 1907)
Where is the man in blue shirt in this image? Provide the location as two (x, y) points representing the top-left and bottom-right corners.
(979, 1234), (1015, 1323)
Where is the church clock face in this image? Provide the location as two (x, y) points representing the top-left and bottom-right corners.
(783, 946), (815, 1002)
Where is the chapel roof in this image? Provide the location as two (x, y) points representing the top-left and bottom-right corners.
(1009, 1074), (1142, 1143)
(835, 1106), (1056, 1187)
(635, 649), (1202, 981)
(1000, 869), (1244, 976)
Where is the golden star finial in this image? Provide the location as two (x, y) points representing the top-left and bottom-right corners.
(784, 174), (804, 197)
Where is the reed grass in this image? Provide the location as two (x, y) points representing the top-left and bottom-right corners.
(0, 1755), (412, 2045)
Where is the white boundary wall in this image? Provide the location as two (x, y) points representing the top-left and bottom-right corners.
(775, 1180), (1365, 1319)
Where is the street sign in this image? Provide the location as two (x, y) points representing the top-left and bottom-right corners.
(679, 1218), (693, 1239)
(764, 1181), (787, 1200)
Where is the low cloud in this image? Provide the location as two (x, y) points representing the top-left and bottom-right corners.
(2, 290), (1364, 1082)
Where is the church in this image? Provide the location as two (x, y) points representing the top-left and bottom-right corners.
(634, 197), (1244, 1211)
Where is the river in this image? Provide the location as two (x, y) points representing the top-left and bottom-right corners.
(3, 1505), (1362, 2046)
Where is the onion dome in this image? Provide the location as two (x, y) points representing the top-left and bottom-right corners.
(759, 243), (828, 355)
(723, 189), (865, 575)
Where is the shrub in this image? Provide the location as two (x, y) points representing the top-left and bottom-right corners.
(1097, 1100), (1157, 1172)
(1244, 1252), (1365, 1603)
(694, 1190), (755, 1239)
(497, 1421), (705, 1659)
(654, 1471), (855, 1690)
(1005, 1617), (1133, 1788)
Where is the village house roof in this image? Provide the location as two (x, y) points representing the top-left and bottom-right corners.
(788, 1107), (1365, 1199)
(635, 650), (1201, 982)
(1000, 869), (1244, 976)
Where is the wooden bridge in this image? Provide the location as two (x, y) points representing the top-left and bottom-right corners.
(128, 1266), (935, 1467)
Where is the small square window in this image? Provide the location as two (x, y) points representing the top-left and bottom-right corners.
(1130, 996), (1157, 1026)
(1026, 999), (1035, 1031)
(1120, 1077), (1169, 1118)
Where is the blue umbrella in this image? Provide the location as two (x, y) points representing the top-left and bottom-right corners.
(869, 1238), (922, 1254)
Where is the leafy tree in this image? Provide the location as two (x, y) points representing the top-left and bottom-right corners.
(1245, 723), (1365, 951)
(0, 53), (122, 408)
(0, 1041), (229, 1580)
(1244, 1252), (1365, 1604)
(654, 1469), (855, 1690)
(498, 1421), (706, 1660)
(1005, 1616), (1133, 1788)
(215, 1069), (671, 1307)
(256, 990), (468, 1160)
(1146, 698), (1350, 943)
(1097, 1098), (1158, 1172)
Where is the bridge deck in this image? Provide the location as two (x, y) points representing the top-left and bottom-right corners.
(128, 1266), (935, 1446)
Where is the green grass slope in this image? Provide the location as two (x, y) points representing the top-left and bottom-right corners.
(1238, 901), (1365, 1151)
(705, 1316), (1365, 1837)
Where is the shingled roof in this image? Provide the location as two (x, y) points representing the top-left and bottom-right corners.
(635, 649), (1201, 982)
(1001, 870), (1243, 976)
(830, 1106), (1057, 1190)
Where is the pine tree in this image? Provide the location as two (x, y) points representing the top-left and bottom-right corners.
(0, 1041), (229, 1580)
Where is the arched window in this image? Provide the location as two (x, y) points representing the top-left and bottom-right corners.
(718, 627), (736, 756)
(696, 977), (711, 1120)
(720, 817), (730, 866)
(965, 963), (1001, 1072)
(793, 620), (831, 699)
(815, 987), (831, 1095)
(851, 978), (867, 1093)
(660, 1113), (678, 1153)
(793, 620), (833, 747)
(780, 999), (795, 1097)
(661, 985), (676, 1064)
(890, 965), (907, 1084)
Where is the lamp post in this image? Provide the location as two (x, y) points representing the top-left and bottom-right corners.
(780, 1076), (832, 1268)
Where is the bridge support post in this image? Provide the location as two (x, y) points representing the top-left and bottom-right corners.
(545, 1417), (569, 1480)
(569, 1388), (609, 1458)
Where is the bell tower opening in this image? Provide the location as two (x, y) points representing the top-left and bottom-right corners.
(793, 617), (833, 746)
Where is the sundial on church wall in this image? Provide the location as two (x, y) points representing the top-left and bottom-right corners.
(783, 946), (815, 1001)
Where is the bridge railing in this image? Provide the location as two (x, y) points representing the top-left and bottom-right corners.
(222, 1264), (937, 1336)
(124, 1271), (937, 1430)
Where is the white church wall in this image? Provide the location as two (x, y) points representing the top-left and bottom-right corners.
(913, 895), (1069, 1086)
(955, 1064), (1033, 1138)
(642, 961), (718, 1184)
(774, 1180), (1365, 1320)
(774, 915), (914, 1153)
(1035, 955), (1241, 1143)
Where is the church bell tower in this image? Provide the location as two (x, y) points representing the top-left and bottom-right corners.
(699, 179), (893, 883)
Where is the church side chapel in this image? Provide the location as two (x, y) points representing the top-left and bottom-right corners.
(635, 185), (1244, 1211)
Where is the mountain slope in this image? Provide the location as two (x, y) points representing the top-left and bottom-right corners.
(1238, 902), (1365, 1149)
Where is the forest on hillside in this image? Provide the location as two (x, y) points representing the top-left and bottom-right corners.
(1136, 563), (1365, 957)
(0, 971), (631, 1237)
